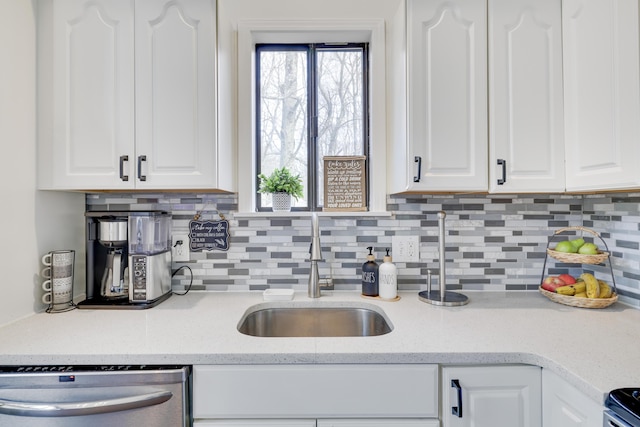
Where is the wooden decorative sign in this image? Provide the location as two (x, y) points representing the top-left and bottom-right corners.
(323, 155), (367, 212)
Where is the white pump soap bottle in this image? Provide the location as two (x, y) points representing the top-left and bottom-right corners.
(378, 248), (398, 300)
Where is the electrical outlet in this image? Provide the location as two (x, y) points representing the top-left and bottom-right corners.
(392, 235), (420, 262)
(172, 234), (190, 262)
(319, 278), (334, 290)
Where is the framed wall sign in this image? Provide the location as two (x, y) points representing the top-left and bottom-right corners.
(188, 218), (230, 251)
(323, 155), (367, 212)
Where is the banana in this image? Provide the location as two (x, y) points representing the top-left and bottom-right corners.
(555, 285), (575, 296)
(598, 280), (613, 299)
(574, 292), (587, 298)
(580, 273), (600, 298)
(573, 281), (586, 293)
(555, 281), (586, 296)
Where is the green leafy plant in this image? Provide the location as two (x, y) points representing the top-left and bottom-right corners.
(258, 167), (304, 200)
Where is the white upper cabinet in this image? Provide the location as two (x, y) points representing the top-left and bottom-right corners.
(38, 0), (134, 190)
(135, 0), (221, 190)
(396, 0), (563, 194)
(38, 0), (231, 191)
(401, 0), (488, 192)
(489, 0), (565, 193)
(563, 0), (640, 192)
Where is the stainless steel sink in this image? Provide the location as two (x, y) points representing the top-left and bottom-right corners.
(237, 302), (393, 337)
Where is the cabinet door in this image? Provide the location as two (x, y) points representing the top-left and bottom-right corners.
(135, 0), (218, 189)
(542, 370), (603, 427)
(194, 421), (316, 427)
(442, 365), (541, 427)
(488, 0), (565, 193)
(318, 420), (439, 427)
(563, 0), (640, 191)
(406, 0), (488, 192)
(193, 364), (438, 419)
(40, 0), (135, 190)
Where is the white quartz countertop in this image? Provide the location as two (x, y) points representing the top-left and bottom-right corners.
(0, 290), (638, 404)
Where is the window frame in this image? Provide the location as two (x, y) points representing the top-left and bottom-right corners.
(224, 7), (399, 214)
(255, 42), (370, 212)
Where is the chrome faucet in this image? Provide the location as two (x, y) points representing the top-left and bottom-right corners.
(308, 212), (323, 298)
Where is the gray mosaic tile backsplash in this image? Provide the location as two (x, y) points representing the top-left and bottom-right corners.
(86, 192), (640, 308)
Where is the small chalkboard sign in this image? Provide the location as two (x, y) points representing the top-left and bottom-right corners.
(323, 155), (367, 212)
(188, 219), (230, 252)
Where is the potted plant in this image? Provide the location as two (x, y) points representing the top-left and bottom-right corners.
(258, 167), (304, 212)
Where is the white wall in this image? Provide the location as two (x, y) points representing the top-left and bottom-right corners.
(0, 0), (84, 326)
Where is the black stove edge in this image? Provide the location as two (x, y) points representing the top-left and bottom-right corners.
(607, 389), (640, 427)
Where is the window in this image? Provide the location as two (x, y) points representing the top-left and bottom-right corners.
(255, 43), (369, 211)
(224, 4), (397, 214)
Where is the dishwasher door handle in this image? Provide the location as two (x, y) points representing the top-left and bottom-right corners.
(0, 390), (172, 417)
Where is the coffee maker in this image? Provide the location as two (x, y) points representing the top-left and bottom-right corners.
(79, 211), (173, 309)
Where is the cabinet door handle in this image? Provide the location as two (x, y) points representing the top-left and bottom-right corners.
(137, 155), (147, 181)
(414, 156), (422, 182)
(497, 158), (507, 185)
(119, 155), (129, 182)
(451, 379), (463, 418)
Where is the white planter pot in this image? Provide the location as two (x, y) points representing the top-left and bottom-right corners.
(272, 192), (292, 212)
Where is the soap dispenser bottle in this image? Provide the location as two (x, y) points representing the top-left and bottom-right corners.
(361, 246), (379, 297)
(379, 248), (398, 300)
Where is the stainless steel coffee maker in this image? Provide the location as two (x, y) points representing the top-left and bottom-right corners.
(79, 211), (173, 309)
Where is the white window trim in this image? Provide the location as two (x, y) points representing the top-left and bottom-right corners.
(229, 18), (389, 213)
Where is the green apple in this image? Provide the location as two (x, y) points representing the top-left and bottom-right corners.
(569, 238), (585, 251)
(578, 242), (599, 255)
(554, 240), (577, 253)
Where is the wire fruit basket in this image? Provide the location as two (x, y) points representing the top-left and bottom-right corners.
(539, 226), (618, 309)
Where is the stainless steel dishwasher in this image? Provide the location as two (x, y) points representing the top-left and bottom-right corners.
(0, 365), (191, 426)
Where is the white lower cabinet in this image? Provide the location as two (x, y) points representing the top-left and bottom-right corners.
(194, 364), (553, 427)
(542, 369), (603, 427)
(317, 421), (438, 426)
(441, 365), (542, 427)
(193, 365), (439, 425)
(194, 421), (438, 427)
(194, 421), (316, 427)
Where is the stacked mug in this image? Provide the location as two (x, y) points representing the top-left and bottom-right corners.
(41, 250), (75, 313)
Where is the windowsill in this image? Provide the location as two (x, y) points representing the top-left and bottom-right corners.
(232, 211), (393, 218)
